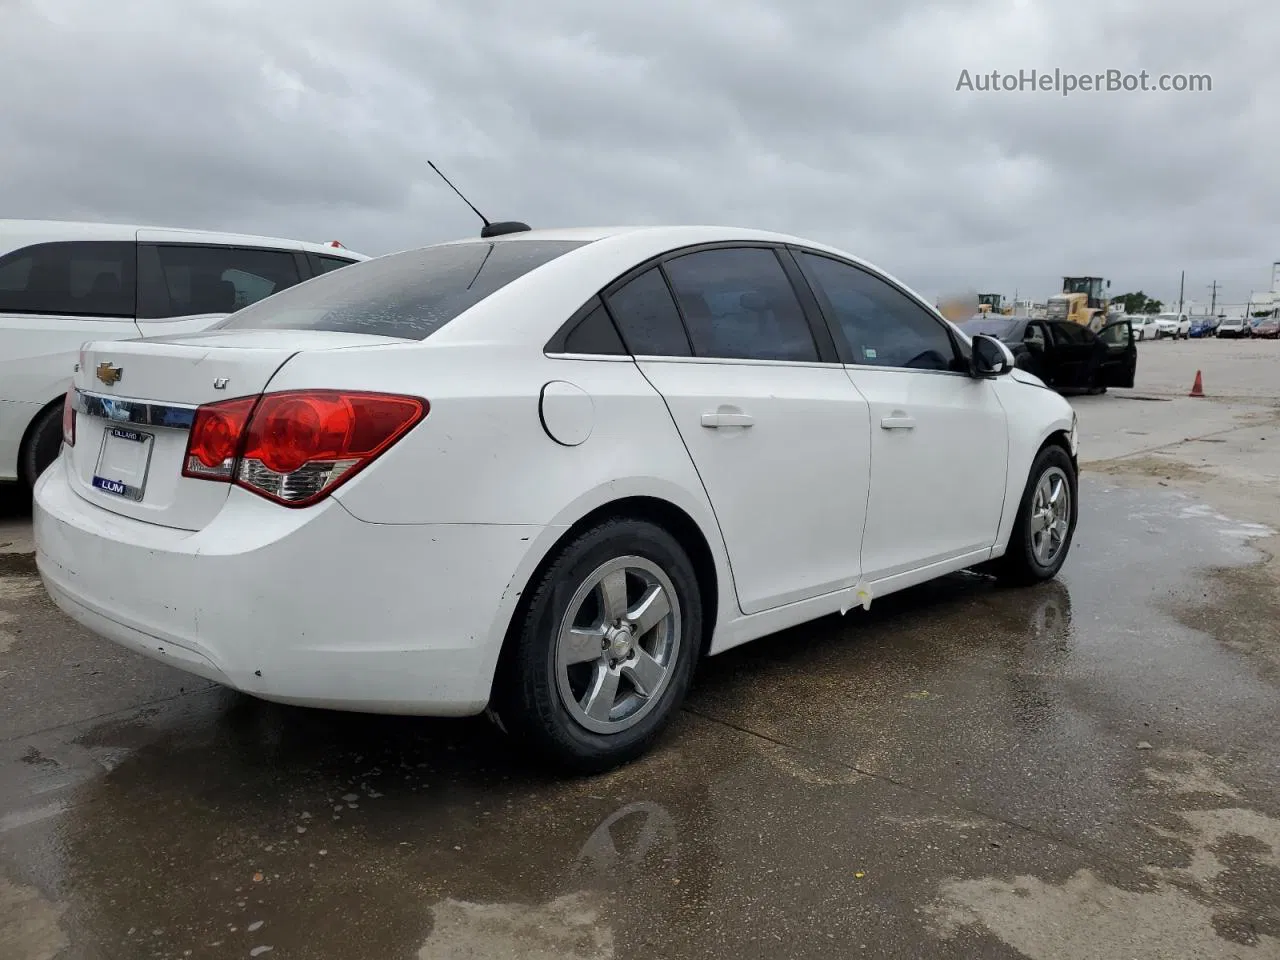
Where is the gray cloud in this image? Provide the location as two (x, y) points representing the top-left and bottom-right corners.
(2, 0), (1277, 309)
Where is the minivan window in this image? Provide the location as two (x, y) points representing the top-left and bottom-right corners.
(217, 240), (586, 339)
(0, 241), (136, 317)
(138, 244), (302, 318)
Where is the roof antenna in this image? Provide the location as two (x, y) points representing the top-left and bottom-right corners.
(427, 161), (531, 239)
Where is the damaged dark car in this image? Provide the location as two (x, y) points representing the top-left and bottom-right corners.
(956, 315), (1136, 394)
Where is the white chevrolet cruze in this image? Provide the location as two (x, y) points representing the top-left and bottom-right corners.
(34, 226), (1080, 771)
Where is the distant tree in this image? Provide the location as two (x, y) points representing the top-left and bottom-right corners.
(1113, 291), (1154, 314)
(1144, 299), (1163, 314)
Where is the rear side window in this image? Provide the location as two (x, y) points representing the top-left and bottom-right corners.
(663, 247), (818, 362)
(604, 267), (692, 357)
(562, 301), (627, 355)
(308, 253), (356, 275)
(217, 240), (586, 340)
(138, 245), (302, 319)
(0, 241), (136, 317)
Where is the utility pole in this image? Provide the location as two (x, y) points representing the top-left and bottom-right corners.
(1207, 280), (1219, 316)
(1178, 270), (1185, 315)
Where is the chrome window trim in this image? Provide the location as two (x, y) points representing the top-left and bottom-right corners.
(630, 355), (969, 376)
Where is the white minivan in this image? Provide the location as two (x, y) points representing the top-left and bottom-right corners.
(0, 220), (367, 487)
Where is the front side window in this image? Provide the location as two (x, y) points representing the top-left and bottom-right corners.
(0, 241), (136, 317)
(796, 252), (958, 371)
(1050, 322), (1092, 345)
(662, 247), (818, 362)
(1098, 322), (1131, 347)
(216, 239), (587, 340)
(139, 245), (303, 318)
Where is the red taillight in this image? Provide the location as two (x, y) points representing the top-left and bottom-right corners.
(183, 396), (256, 480)
(181, 390), (426, 507)
(62, 391), (76, 446)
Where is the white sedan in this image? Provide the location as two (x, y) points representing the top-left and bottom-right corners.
(34, 225), (1079, 772)
(1129, 315), (1161, 341)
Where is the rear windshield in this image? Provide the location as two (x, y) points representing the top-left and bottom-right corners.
(214, 239), (588, 340)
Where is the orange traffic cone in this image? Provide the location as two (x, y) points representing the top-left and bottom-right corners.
(1189, 370), (1205, 397)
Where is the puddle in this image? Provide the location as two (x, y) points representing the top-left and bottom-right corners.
(0, 876), (68, 960)
(0, 552), (37, 578)
(0, 478), (1277, 958)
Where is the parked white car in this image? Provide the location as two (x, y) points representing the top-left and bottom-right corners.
(0, 220), (367, 487)
(34, 225), (1079, 771)
(1127, 314), (1161, 341)
(1215, 315), (1251, 338)
(1153, 312), (1190, 339)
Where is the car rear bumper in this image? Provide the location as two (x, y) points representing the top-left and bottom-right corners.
(33, 457), (546, 715)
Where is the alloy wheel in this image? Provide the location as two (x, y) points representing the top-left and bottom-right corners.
(554, 556), (682, 735)
(1029, 466), (1071, 566)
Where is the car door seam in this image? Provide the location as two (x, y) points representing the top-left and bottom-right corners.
(840, 369), (876, 583)
(628, 358), (747, 616)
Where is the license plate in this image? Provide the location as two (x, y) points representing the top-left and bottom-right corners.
(92, 428), (155, 501)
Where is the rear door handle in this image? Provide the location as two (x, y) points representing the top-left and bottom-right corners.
(880, 414), (916, 430)
(701, 412), (754, 428)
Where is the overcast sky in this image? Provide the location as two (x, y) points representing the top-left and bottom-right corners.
(3, 0), (1278, 309)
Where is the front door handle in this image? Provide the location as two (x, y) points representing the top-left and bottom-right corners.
(701, 412), (754, 428)
(880, 414), (916, 430)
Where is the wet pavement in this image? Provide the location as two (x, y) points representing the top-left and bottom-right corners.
(2, 478), (1279, 959)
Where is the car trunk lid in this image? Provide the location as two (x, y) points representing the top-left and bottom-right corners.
(67, 330), (403, 530)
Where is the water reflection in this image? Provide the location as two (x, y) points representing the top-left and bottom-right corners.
(49, 696), (730, 958)
(416, 798), (690, 958)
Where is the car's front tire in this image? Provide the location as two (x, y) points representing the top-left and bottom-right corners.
(994, 445), (1078, 586)
(493, 518), (702, 774)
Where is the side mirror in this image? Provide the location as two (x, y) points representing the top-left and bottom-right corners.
(970, 334), (1015, 378)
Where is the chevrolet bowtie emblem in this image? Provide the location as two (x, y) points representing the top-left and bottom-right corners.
(95, 361), (123, 386)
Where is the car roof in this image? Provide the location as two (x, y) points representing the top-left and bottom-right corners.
(0, 218), (370, 259)
(434, 223), (922, 298)
(436, 224), (868, 253)
(418, 224), (945, 348)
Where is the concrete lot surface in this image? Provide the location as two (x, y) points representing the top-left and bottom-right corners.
(1, 337), (1277, 959)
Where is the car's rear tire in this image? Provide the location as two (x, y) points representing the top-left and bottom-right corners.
(20, 403), (64, 490)
(492, 518), (702, 774)
(993, 445), (1078, 586)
